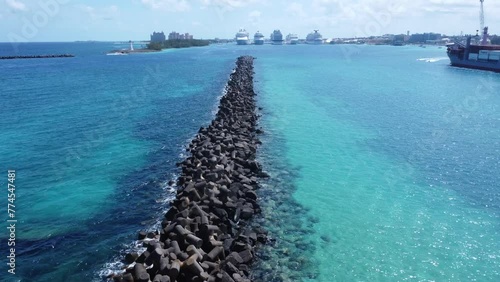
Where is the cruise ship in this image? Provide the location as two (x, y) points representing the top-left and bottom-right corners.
(306, 30), (323, 45)
(254, 31), (265, 45)
(270, 30), (284, 45)
(235, 29), (250, 45)
(286, 34), (299, 45)
(447, 27), (500, 72)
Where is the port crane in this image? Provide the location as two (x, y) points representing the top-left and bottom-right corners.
(480, 0), (485, 32)
(479, 0), (490, 45)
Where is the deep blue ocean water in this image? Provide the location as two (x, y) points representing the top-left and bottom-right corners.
(1, 42), (499, 282)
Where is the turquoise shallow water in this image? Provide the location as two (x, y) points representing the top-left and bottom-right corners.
(1, 43), (499, 281)
(254, 45), (500, 281)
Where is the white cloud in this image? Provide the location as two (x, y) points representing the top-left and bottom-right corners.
(200, 0), (262, 10)
(81, 5), (120, 21)
(422, 0), (476, 14)
(427, 0), (475, 6)
(141, 0), (190, 12)
(284, 0), (416, 37)
(286, 2), (307, 19)
(200, 0), (262, 21)
(422, 6), (456, 13)
(5, 0), (27, 11)
(248, 10), (261, 26)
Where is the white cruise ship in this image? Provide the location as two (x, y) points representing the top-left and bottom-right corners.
(235, 29), (250, 45)
(306, 30), (323, 45)
(254, 31), (265, 45)
(270, 30), (284, 45)
(286, 34), (299, 45)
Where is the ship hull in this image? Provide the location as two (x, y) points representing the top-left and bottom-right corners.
(448, 53), (500, 72)
(289, 40), (298, 45)
(272, 41), (284, 45)
(254, 39), (264, 45)
(236, 39), (250, 45)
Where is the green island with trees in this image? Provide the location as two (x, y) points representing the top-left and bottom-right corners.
(147, 39), (210, 50)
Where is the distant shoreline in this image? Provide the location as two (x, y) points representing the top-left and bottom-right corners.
(107, 49), (160, 55)
(146, 39), (210, 51)
(107, 40), (211, 55)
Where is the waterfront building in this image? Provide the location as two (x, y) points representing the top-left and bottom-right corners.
(150, 31), (166, 42)
(169, 32), (194, 40)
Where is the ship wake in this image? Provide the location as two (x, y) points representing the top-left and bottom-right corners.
(417, 57), (448, 63)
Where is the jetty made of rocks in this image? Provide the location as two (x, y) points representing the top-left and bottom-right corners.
(0, 54), (74, 60)
(110, 56), (268, 282)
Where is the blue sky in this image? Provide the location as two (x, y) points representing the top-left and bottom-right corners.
(1, 0), (500, 42)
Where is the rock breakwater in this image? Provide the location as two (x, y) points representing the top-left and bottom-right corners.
(0, 54), (74, 60)
(110, 56), (267, 282)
